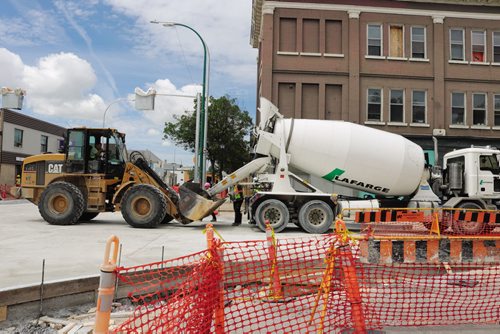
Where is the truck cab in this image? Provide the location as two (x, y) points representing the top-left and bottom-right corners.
(443, 147), (500, 200)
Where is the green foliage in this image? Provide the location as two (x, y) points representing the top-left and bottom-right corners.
(163, 95), (254, 179)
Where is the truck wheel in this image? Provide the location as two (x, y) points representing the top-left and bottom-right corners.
(79, 212), (99, 221)
(298, 200), (334, 234)
(121, 184), (167, 228)
(452, 202), (485, 235)
(38, 181), (85, 225)
(255, 199), (289, 233)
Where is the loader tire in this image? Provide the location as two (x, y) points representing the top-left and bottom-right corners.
(79, 212), (99, 221)
(38, 181), (85, 226)
(121, 184), (167, 228)
(298, 200), (334, 234)
(255, 199), (289, 233)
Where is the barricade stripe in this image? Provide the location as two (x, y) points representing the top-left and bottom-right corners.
(450, 240), (462, 263)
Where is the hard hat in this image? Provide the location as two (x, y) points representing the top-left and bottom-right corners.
(204, 182), (211, 189)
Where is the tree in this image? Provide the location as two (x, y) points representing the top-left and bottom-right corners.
(164, 95), (254, 181)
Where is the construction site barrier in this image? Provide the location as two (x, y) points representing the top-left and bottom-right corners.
(346, 207), (500, 237)
(99, 218), (500, 333)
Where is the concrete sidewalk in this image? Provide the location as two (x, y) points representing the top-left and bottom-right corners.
(0, 200), (306, 290)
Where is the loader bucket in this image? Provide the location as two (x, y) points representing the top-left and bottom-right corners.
(178, 184), (226, 222)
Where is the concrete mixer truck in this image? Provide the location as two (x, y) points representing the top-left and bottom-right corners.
(207, 98), (500, 235)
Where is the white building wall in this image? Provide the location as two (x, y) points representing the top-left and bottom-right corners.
(2, 122), (63, 155)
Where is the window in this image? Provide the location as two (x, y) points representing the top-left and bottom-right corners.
(451, 92), (465, 125)
(67, 130), (85, 161)
(389, 25), (404, 57)
(494, 94), (500, 126)
(41, 135), (48, 153)
(325, 20), (342, 54)
(471, 30), (486, 62)
(493, 32), (500, 63)
(450, 29), (464, 61)
(390, 89), (404, 122)
(14, 128), (23, 148)
(302, 19), (320, 53)
(411, 26), (426, 59)
(479, 155), (500, 172)
(367, 24), (382, 56)
(412, 90), (426, 124)
(472, 93), (487, 125)
(279, 18), (297, 52)
(367, 88), (382, 121)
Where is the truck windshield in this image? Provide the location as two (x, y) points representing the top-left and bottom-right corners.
(479, 155), (500, 173)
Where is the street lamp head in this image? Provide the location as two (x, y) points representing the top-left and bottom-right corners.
(149, 20), (176, 27)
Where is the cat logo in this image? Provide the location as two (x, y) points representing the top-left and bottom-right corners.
(47, 163), (63, 174)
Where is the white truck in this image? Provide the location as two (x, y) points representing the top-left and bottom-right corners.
(206, 98), (500, 235)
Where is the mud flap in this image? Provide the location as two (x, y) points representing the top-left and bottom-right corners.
(178, 184), (226, 222)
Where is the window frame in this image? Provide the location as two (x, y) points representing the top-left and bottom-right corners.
(471, 30), (486, 63)
(450, 28), (465, 61)
(451, 92), (466, 125)
(41, 135), (48, 153)
(14, 128), (23, 148)
(367, 24), (383, 57)
(411, 90), (427, 124)
(367, 88), (383, 122)
(389, 89), (405, 123)
(472, 92), (487, 126)
(493, 31), (500, 63)
(389, 24), (405, 58)
(411, 26), (426, 59)
(494, 94), (500, 126)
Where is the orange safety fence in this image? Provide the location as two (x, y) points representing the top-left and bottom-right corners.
(344, 207), (500, 237)
(107, 222), (500, 333)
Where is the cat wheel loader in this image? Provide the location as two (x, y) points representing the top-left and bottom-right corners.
(20, 127), (223, 228)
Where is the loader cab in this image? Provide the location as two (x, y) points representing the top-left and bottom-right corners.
(65, 128), (127, 178)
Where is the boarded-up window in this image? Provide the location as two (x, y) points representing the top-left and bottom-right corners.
(325, 20), (342, 54)
(278, 83), (296, 117)
(279, 18), (297, 52)
(303, 19), (320, 53)
(325, 85), (342, 120)
(390, 26), (404, 57)
(302, 84), (319, 119)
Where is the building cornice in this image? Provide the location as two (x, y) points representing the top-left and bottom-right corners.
(251, 0), (500, 48)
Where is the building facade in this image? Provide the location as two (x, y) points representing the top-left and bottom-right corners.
(0, 109), (65, 185)
(251, 0), (500, 164)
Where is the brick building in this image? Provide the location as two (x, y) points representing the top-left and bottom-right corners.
(251, 0), (500, 164)
(0, 109), (65, 186)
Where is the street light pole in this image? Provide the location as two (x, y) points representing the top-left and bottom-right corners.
(102, 98), (131, 128)
(150, 20), (210, 185)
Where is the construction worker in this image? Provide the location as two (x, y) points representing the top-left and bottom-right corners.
(231, 184), (244, 226)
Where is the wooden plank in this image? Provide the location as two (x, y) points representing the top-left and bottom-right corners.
(0, 276), (100, 306)
(0, 305), (7, 322)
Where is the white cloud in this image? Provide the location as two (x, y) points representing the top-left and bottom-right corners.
(147, 128), (160, 136)
(0, 48), (106, 119)
(138, 79), (201, 125)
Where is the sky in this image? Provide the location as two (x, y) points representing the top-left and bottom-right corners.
(0, 0), (258, 166)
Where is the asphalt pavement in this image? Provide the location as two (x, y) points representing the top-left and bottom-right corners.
(0, 199), (307, 290)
